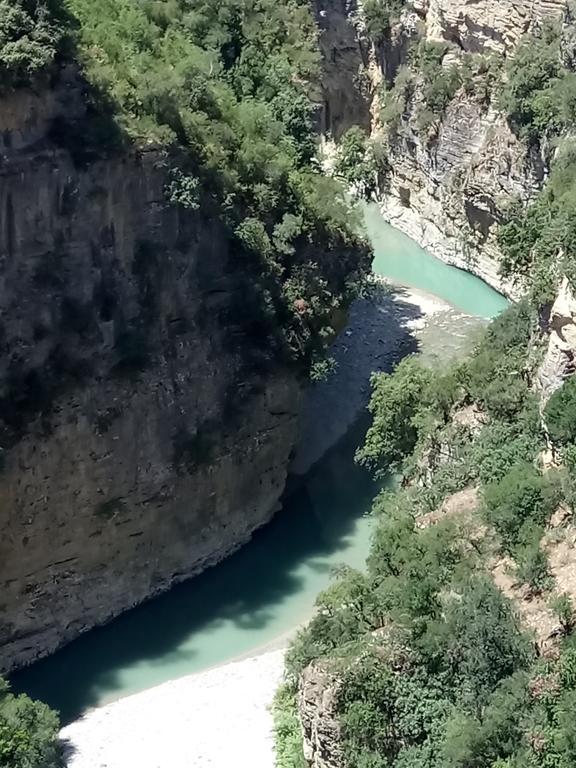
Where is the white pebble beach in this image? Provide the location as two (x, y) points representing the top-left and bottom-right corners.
(60, 649), (286, 768)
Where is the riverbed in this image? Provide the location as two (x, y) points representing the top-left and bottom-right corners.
(11, 210), (508, 748)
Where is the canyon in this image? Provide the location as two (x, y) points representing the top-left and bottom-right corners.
(2, 0), (574, 731)
(315, 0), (568, 297)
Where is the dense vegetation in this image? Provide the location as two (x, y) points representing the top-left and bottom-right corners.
(1, 0), (370, 373)
(0, 679), (62, 768)
(496, 24), (576, 303)
(0, 0), (64, 89)
(276, 299), (576, 767)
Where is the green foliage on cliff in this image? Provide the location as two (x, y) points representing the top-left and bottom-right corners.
(499, 23), (576, 142)
(416, 42), (461, 128)
(498, 144), (576, 303)
(483, 463), (559, 552)
(4, 0), (371, 371)
(356, 301), (540, 484)
(333, 127), (386, 199)
(0, 0), (63, 89)
(362, 0), (406, 43)
(465, 300), (538, 421)
(65, 0), (370, 367)
(285, 303), (576, 767)
(273, 684), (307, 768)
(496, 21), (576, 302)
(545, 376), (576, 446)
(0, 678), (63, 768)
(355, 357), (436, 476)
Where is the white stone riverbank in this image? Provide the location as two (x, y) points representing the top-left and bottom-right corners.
(60, 649), (286, 768)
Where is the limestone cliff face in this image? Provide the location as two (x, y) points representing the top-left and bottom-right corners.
(537, 276), (576, 405)
(380, 99), (540, 298)
(0, 80), (301, 671)
(425, 0), (567, 54)
(316, 0), (568, 297)
(312, 0), (372, 139)
(298, 661), (344, 768)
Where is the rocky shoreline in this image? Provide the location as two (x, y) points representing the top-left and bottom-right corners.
(291, 281), (485, 476)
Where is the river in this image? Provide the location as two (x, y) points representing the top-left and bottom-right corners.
(11, 207), (509, 724)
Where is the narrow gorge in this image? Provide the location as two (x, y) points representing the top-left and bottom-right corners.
(3, 1), (576, 767)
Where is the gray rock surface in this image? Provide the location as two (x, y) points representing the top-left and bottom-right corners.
(298, 660), (344, 768)
(537, 276), (576, 405)
(0, 78), (301, 672)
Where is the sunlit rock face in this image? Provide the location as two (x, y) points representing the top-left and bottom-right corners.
(538, 276), (576, 406)
(315, 0), (568, 297)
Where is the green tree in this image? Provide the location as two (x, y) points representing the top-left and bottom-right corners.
(356, 358), (434, 476)
(483, 464), (559, 552)
(334, 127), (382, 199)
(0, 0), (63, 90)
(0, 679), (63, 768)
(498, 24), (564, 140)
(551, 593), (576, 635)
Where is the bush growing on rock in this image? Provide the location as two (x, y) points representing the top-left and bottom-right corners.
(355, 358), (435, 476)
(482, 463), (559, 553)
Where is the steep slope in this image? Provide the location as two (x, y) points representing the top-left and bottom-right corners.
(0, 1), (370, 672)
(0, 79), (302, 671)
(313, 0), (569, 295)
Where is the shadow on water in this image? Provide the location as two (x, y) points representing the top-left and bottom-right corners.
(10, 286), (422, 725)
(12, 417), (374, 723)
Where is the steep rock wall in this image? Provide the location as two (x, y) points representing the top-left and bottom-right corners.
(312, 0), (373, 138)
(0, 82), (301, 672)
(380, 98), (542, 298)
(298, 661), (344, 768)
(317, 0), (568, 297)
(537, 276), (576, 404)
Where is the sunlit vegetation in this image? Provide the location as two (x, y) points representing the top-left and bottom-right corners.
(3, 0), (371, 371)
(285, 298), (576, 766)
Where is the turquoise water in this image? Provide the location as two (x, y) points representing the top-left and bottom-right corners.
(365, 204), (509, 319)
(13, 418), (377, 723)
(11, 211), (508, 723)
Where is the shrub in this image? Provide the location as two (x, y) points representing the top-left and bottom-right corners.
(333, 127), (383, 199)
(483, 464), (559, 552)
(551, 593), (576, 635)
(356, 358), (435, 476)
(363, 0), (407, 42)
(545, 376), (576, 446)
(0, 678), (63, 768)
(515, 539), (553, 595)
(273, 684), (307, 768)
(0, 0), (63, 90)
(498, 145), (576, 303)
(498, 24), (566, 141)
(439, 577), (533, 709)
(417, 42), (461, 118)
(467, 301), (537, 420)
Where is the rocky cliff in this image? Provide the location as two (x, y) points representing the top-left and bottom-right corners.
(0, 76), (302, 672)
(298, 661), (343, 768)
(537, 276), (576, 405)
(314, 0), (568, 297)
